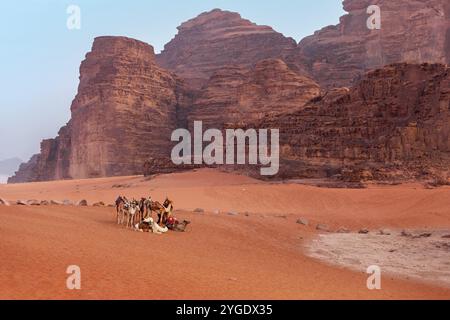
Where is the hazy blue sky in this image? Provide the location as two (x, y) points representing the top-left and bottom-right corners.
(0, 0), (345, 162)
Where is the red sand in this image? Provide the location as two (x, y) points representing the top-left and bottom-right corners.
(0, 169), (449, 299)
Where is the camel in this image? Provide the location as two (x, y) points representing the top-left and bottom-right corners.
(144, 198), (172, 226)
(124, 199), (140, 229)
(115, 196), (126, 225)
(166, 216), (191, 232)
(139, 196), (154, 220)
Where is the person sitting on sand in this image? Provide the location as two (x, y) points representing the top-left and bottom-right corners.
(165, 216), (191, 232)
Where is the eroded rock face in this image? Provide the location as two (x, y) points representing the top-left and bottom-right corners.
(9, 4), (450, 184)
(188, 59), (321, 129)
(10, 36), (187, 182)
(69, 36), (186, 179)
(291, 0), (450, 88)
(157, 9), (298, 89)
(254, 63), (450, 182)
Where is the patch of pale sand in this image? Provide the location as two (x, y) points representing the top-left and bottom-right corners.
(306, 231), (450, 288)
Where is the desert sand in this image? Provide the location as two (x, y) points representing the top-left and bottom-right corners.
(0, 169), (449, 300)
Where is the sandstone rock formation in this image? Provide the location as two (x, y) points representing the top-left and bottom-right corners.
(9, 3), (450, 184)
(10, 36), (187, 183)
(252, 63), (450, 182)
(157, 9), (298, 89)
(291, 0), (450, 88)
(188, 59), (321, 129)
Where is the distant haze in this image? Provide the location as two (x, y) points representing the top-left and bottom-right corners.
(0, 158), (22, 183)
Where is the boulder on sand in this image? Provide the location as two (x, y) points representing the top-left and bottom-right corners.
(76, 199), (88, 206)
(0, 198), (10, 206)
(296, 218), (309, 226)
(93, 202), (105, 207)
(27, 200), (41, 206)
(316, 224), (330, 232)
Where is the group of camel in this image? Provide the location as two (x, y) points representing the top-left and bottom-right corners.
(115, 196), (190, 234)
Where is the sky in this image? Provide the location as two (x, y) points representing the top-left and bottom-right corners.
(0, 0), (345, 163)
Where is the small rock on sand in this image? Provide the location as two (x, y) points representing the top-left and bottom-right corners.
(16, 200), (28, 206)
(316, 224), (330, 232)
(93, 202), (105, 207)
(213, 209), (220, 215)
(194, 208), (205, 213)
(401, 230), (412, 237)
(0, 198), (11, 206)
(336, 227), (351, 234)
(50, 200), (63, 205)
(27, 200), (41, 206)
(377, 229), (392, 236)
(359, 229), (370, 234)
(63, 200), (74, 206)
(297, 218), (309, 226)
(228, 211), (239, 216)
(76, 200), (88, 206)
(413, 232), (432, 239)
(40, 200), (50, 206)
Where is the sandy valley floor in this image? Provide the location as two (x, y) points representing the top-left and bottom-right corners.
(0, 169), (449, 299)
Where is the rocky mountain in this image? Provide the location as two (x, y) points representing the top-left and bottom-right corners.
(187, 59), (321, 129)
(9, 2), (450, 183)
(156, 9), (298, 90)
(252, 63), (450, 183)
(290, 0), (450, 88)
(9, 36), (188, 183)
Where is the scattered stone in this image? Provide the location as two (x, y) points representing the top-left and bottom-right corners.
(244, 212), (250, 217)
(401, 230), (412, 237)
(193, 208), (205, 213)
(413, 232), (432, 239)
(336, 227), (351, 234)
(0, 198), (11, 206)
(316, 224), (330, 232)
(76, 199), (88, 206)
(27, 200), (41, 206)
(63, 200), (74, 206)
(93, 202), (105, 207)
(359, 229), (370, 234)
(388, 249), (397, 253)
(16, 200), (28, 206)
(377, 229), (392, 236)
(296, 218), (309, 226)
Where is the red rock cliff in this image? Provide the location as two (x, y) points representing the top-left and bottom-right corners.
(156, 9), (298, 90)
(10, 36), (187, 182)
(253, 63), (450, 182)
(291, 0), (450, 88)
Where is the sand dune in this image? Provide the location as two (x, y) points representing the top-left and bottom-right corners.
(0, 169), (449, 299)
